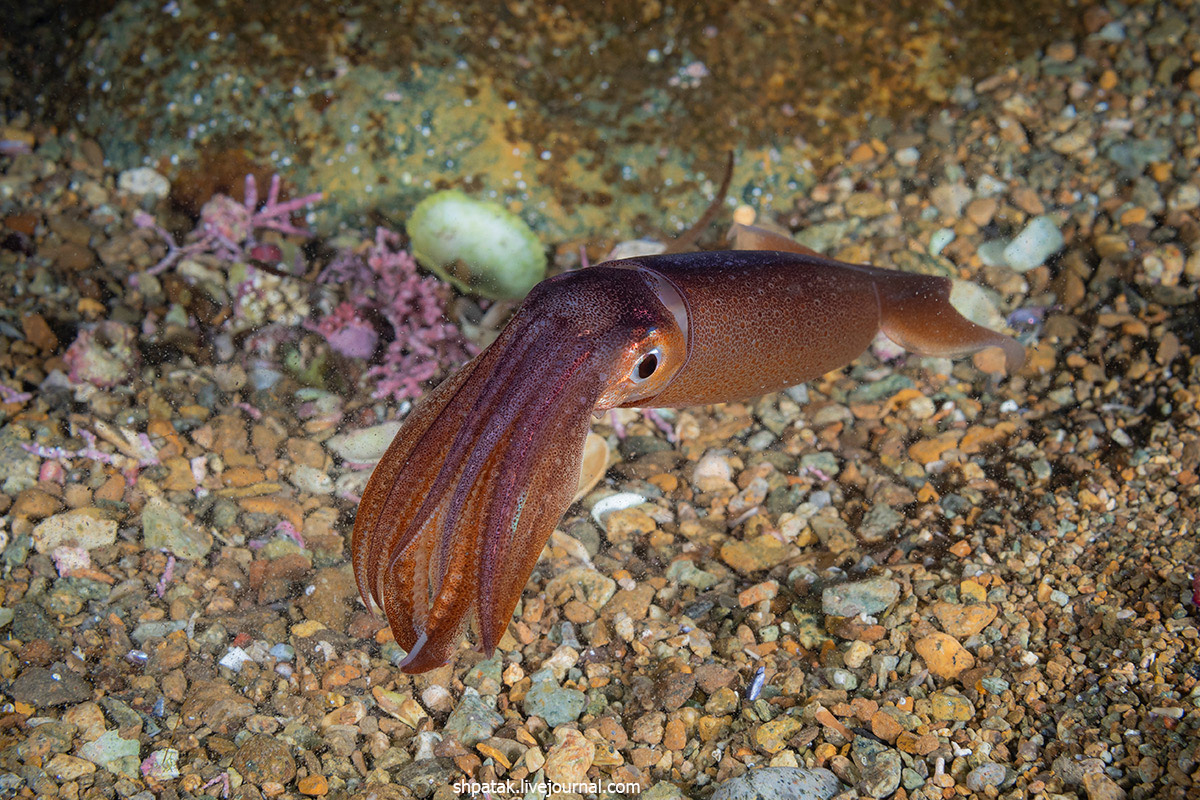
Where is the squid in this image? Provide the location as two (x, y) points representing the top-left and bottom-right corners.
(351, 223), (1025, 673)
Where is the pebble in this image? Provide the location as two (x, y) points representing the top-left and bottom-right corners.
(117, 167), (170, 198)
(1002, 215), (1064, 272)
(948, 280), (1008, 330)
(233, 734), (296, 786)
(915, 633), (975, 679)
(965, 762), (1008, 792)
(977, 239), (1009, 267)
(928, 228), (955, 256)
(693, 450), (736, 493)
(964, 196), (998, 226)
(705, 687), (739, 716)
(869, 710), (906, 744)
(462, 655), (502, 694)
(289, 464), (334, 494)
(543, 727), (595, 786)
(297, 775), (329, 796)
(11, 486), (62, 519)
(298, 566), (358, 629)
(63, 702), (106, 742)
(140, 496), (213, 560)
(132, 619), (188, 645)
(665, 558), (721, 590)
(590, 491), (649, 526)
(822, 578), (900, 618)
(420, 684), (454, 713)
(603, 506), (658, 540)
(738, 579), (779, 607)
(22, 313), (60, 352)
(1082, 772), (1127, 800)
(852, 737), (902, 799)
(443, 687), (503, 746)
(931, 601), (998, 637)
(930, 182), (972, 217)
(908, 431), (961, 465)
(522, 669), (586, 727)
(858, 504), (903, 541)
(1052, 755), (1106, 786)
(929, 691), (976, 722)
(544, 566), (616, 610)
(1168, 182), (1200, 211)
(843, 641), (873, 669)
(711, 767), (842, 800)
(695, 664), (737, 693)
(607, 239), (668, 260)
(161, 457), (197, 491)
(755, 716), (803, 753)
(394, 757), (459, 795)
(46, 753), (96, 781)
(541, 645), (580, 681)
(78, 729), (141, 778)
(218, 646), (253, 672)
(11, 666), (94, 707)
(140, 749), (180, 781)
(32, 508), (117, 553)
(799, 451), (840, 476)
(721, 534), (791, 573)
(180, 681), (255, 731)
(663, 718), (687, 751)
(324, 421), (402, 463)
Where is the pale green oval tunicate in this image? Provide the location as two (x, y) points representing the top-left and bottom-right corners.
(407, 189), (547, 300)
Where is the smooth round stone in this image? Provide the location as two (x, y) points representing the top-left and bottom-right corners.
(966, 763), (1009, 792)
(712, 767), (842, 800)
(1003, 215), (1064, 272)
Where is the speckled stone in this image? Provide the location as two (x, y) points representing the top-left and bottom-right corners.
(522, 669), (586, 727)
(852, 736), (902, 798)
(965, 763), (1008, 792)
(443, 687), (503, 746)
(32, 508), (117, 553)
(140, 496), (212, 560)
(544, 727), (595, 786)
(711, 767), (842, 800)
(11, 666), (94, 707)
(231, 733), (296, 786)
(929, 691), (976, 722)
(78, 730), (141, 778)
(822, 578), (900, 618)
(0, 424), (42, 494)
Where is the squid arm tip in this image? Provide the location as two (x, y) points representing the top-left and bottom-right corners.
(397, 631), (430, 672)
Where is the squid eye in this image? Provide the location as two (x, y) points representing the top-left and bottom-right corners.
(631, 348), (661, 383)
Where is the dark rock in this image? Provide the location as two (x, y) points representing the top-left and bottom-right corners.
(232, 734), (296, 786)
(11, 665), (93, 707)
(657, 672), (697, 711)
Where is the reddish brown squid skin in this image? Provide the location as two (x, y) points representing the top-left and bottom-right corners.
(351, 225), (1025, 673)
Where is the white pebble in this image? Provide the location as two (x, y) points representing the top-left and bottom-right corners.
(117, 167), (171, 198)
(218, 646), (252, 672)
(1003, 215), (1064, 272)
(590, 492), (648, 526)
(326, 422), (403, 464)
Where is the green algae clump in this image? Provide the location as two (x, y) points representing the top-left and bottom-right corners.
(408, 190), (547, 300)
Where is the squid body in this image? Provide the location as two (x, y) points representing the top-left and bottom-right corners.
(352, 224), (1025, 672)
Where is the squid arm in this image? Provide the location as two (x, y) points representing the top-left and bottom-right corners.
(352, 222), (1025, 672)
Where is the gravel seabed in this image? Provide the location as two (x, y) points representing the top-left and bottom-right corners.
(1, 3), (1199, 800)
